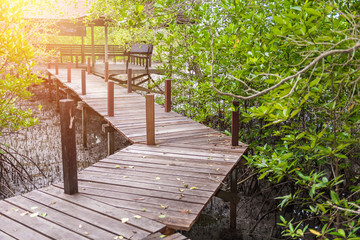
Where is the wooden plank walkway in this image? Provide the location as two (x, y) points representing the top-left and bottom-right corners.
(0, 68), (246, 239)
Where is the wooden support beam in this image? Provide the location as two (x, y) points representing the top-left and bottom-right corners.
(104, 25), (108, 63)
(67, 61), (71, 83)
(127, 68), (132, 93)
(231, 100), (240, 146)
(76, 56), (79, 68)
(55, 60), (59, 75)
(215, 190), (240, 203)
(87, 57), (91, 74)
(107, 80), (114, 117)
(102, 124), (115, 156)
(91, 26), (95, 67)
(164, 79), (171, 112)
(146, 94), (155, 145)
(81, 69), (86, 95)
(55, 80), (59, 110)
(59, 99), (78, 195)
(230, 168), (237, 229)
(105, 61), (109, 82)
(77, 101), (87, 149)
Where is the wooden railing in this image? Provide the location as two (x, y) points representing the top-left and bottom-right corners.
(45, 44), (127, 63)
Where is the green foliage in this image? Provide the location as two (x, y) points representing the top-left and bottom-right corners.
(88, 0), (360, 238)
(0, 0), (42, 133)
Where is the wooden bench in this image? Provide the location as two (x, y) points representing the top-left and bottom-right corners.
(126, 43), (153, 73)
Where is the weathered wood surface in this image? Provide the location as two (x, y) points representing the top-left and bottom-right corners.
(0, 68), (246, 238)
(47, 68), (246, 231)
(93, 63), (162, 75)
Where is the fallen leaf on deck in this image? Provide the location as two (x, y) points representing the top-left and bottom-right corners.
(50, 202), (56, 205)
(30, 206), (38, 210)
(84, 232), (89, 235)
(40, 213), (47, 217)
(30, 212), (39, 218)
(225, 158), (230, 161)
(160, 205), (168, 209)
(134, 215), (142, 219)
(135, 198), (145, 201)
(178, 188), (184, 192)
(12, 208), (18, 212)
(121, 218), (129, 223)
(141, 208), (147, 212)
(123, 176), (129, 178)
(208, 157), (213, 159)
(158, 214), (166, 219)
(20, 212), (29, 216)
(176, 178), (181, 181)
(181, 209), (192, 214)
(79, 224), (82, 228)
(160, 235), (166, 238)
(179, 194), (185, 199)
(128, 166), (134, 169)
(81, 188), (86, 190)
(115, 165), (121, 168)
(183, 184), (188, 188)
(156, 145), (160, 147)
(155, 177), (161, 180)
(142, 155), (146, 158)
(190, 187), (197, 190)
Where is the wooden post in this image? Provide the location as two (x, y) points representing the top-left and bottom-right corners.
(48, 71), (52, 99)
(76, 56), (79, 68)
(127, 68), (132, 93)
(230, 169), (237, 229)
(81, 69), (86, 95)
(67, 61), (71, 83)
(55, 81), (59, 110)
(104, 61), (109, 82)
(146, 94), (155, 145)
(108, 80), (114, 117)
(55, 60), (59, 75)
(81, 36), (85, 64)
(102, 124), (115, 156)
(87, 57), (91, 73)
(78, 101), (87, 149)
(47, 62), (51, 69)
(91, 26), (95, 67)
(104, 25), (108, 63)
(164, 79), (171, 112)
(231, 100), (240, 146)
(59, 99), (78, 195)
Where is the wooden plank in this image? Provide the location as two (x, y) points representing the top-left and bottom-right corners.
(0, 213), (49, 240)
(0, 231), (16, 240)
(0, 200), (86, 239)
(23, 190), (150, 240)
(6, 195), (117, 239)
(40, 186), (165, 234)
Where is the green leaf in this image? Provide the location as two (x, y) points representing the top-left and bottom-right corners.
(304, 7), (322, 16)
(273, 16), (286, 25)
(330, 191), (340, 205)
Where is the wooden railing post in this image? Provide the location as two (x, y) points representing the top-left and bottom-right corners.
(164, 79), (171, 112)
(231, 100), (240, 146)
(230, 169), (238, 229)
(59, 99), (78, 195)
(77, 101), (87, 149)
(81, 69), (86, 95)
(67, 61), (71, 83)
(55, 60), (59, 75)
(104, 61), (109, 82)
(108, 80), (114, 117)
(47, 62), (51, 69)
(146, 94), (155, 145)
(127, 68), (132, 93)
(76, 56), (79, 68)
(102, 124), (115, 156)
(87, 57), (91, 73)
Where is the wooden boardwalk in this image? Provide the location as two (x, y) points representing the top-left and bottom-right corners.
(0, 68), (246, 239)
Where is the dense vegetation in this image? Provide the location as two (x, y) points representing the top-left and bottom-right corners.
(89, 0), (360, 238)
(0, 0), (46, 198)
